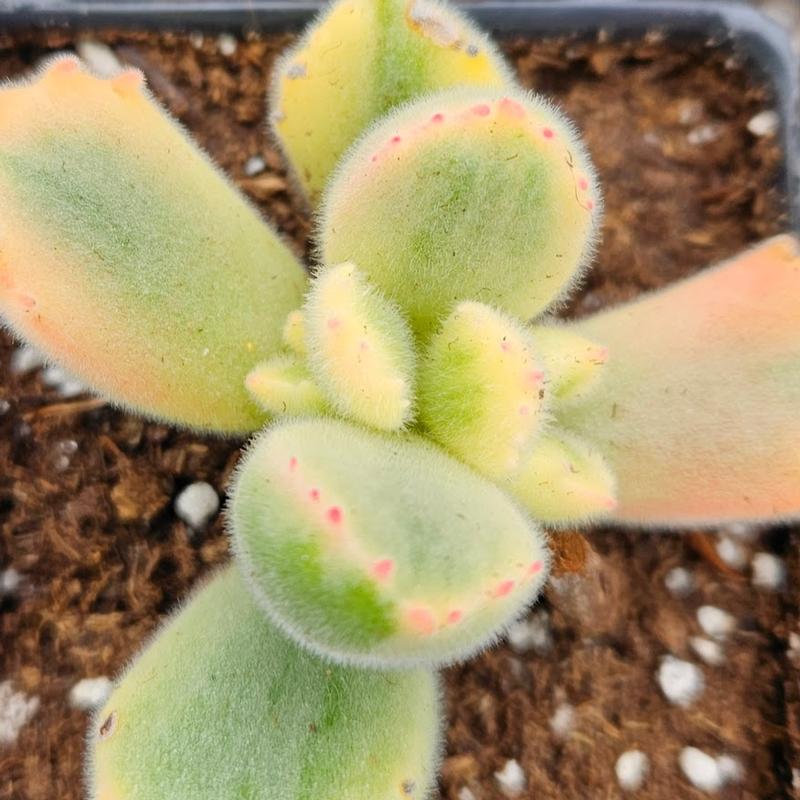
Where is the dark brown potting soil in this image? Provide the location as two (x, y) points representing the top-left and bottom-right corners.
(0, 26), (794, 800)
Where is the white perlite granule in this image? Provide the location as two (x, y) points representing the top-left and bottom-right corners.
(697, 606), (736, 640)
(494, 759), (525, 796)
(216, 33), (237, 57)
(0, 568), (21, 596)
(41, 365), (87, 398)
(680, 747), (723, 792)
(690, 636), (725, 667)
(664, 566), (694, 597)
(244, 155), (267, 177)
(10, 345), (44, 375)
(0, 681), (39, 745)
(687, 123), (721, 146)
(506, 610), (552, 654)
(747, 109), (779, 137)
(657, 656), (704, 707)
(549, 703), (575, 738)
(721, 521), (760, 542)
(751, 552), (786, 591)
(615, 750), (649, 791)
(70, 677), (113, 711)
(76, 40), (123, 78)
(715, 536), (747, 570)
(716, 754), (743, 785)
(679, 748), (744, 792)
(174, 482), (220, 531)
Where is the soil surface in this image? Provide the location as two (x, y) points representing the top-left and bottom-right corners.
(0, 27), (795, 800)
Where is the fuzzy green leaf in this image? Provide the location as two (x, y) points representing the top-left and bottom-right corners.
(508, 429), (617, 525)
(320, 87), (600, 336)
(418, 301), (548, 479)
(304, 263), (416, 430)
(89, 566), (441, 800)
(270, 0), (513, 202)
(231, 417), (549, 667)
(0, 58), (307, 433)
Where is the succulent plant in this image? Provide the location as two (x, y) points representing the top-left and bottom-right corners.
(562, 237), (800, 524)
(0, 1), (798, 797)
(303, 262), (417, 430)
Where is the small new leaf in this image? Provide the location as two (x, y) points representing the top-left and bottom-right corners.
(418, 301), (549, 480)
(305, 263), (416, 431)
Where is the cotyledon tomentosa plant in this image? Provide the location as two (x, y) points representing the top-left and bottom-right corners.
(0, 0), (798, 797)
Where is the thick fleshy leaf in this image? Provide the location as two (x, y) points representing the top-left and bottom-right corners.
(245, 354), (327, 417)
(320, 87), (601, 336)
(531, 324), (609, 401)
(418, 301), (548, 480)
(231, 417), (549, 667)
(89, 566), (441, 800)
(508, 430), (617, 525)
(0, 57), (307, 432)
(560, 235), (800, 526)
(304, 263), (416, 430)
(270, 0), (513, 202)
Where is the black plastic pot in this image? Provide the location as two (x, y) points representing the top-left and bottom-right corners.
(2, 0), (798, 228)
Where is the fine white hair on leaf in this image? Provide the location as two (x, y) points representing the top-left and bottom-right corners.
(86, 566), (443, 800)
(319, 85), (601, 337)
(0, 56), (307, 435)
(267, 0), (515, 202)
(229, 416), (550, 669)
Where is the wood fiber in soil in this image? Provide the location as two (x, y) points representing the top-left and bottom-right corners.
(0, 28), (794, 800)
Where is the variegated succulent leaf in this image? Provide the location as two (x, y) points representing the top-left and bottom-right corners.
(231, 417), (549, 667)
(270, 0), (513, 202)
(558, 235), (800, 526)
(0, 57), (307, 433)
(508, 428), (618, 525)
(418, 301), (549, 480)
(304, 262), (417, 431)
(320, 87), (601, 336)
(89, 566), (441, 800)
(531, 324), (610, 401)
(245, 354), (328, 417)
